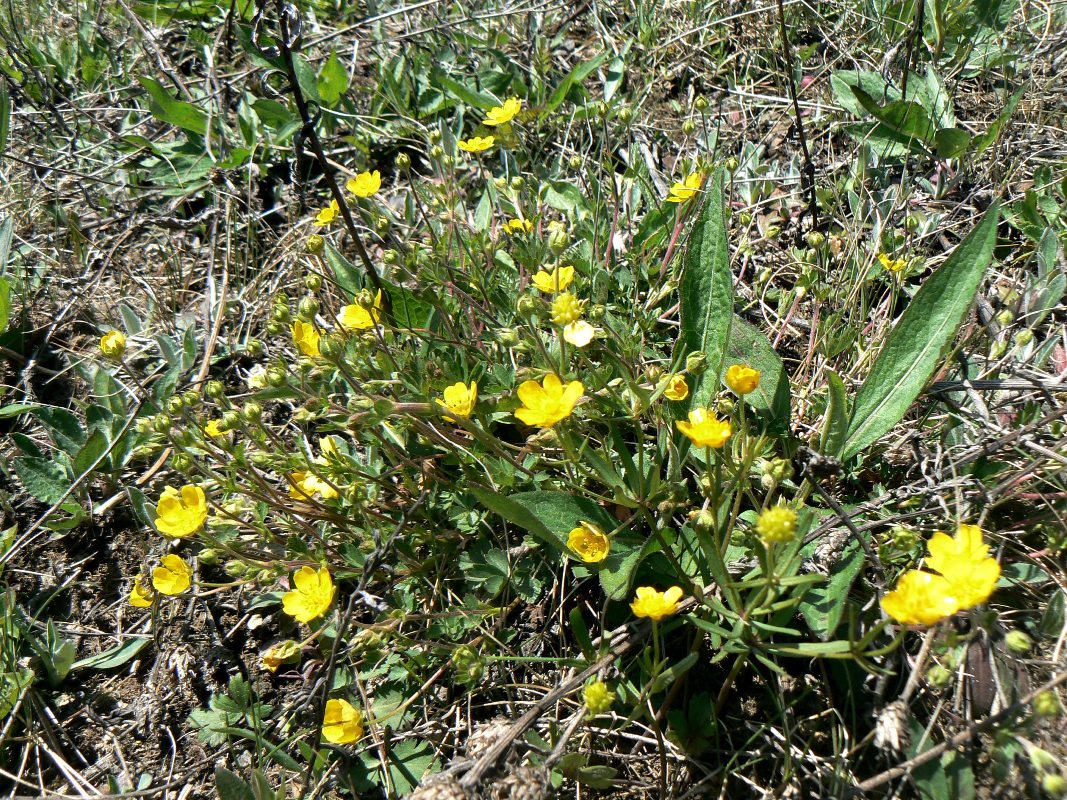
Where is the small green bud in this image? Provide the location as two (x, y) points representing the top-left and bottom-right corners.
(1015, 329), (1034, 347)
(694, 95), (709, 111)
(493, 176), (507, 190)
(441, 155), (454, 168)
(451, 645), (484, 685)
(595, 101), (608, 119)
(395, 152), (411, 170)
(170, 452), (193, 472)
(267, 367), (288, 388)
(645, 365), (664, 383)
(926, 664), (952, 689)
(430, 144), (444, 159)
(587, 303), (606, 321)
(271, 305), (291, 323)
(723, 156), (739, 172)
(904, 213), (921, 232)
(617, 106), (633, 124)
(1043, 774), (1067, 798)
(249, 450), (274, 467)
(167, 396), (186, 416)
(1034, 691), (1062, 718)
(1005, 629), (1032, 655)
(693, 509), (716, 532)
(496, 328), (520, 347)
(241, 402), (262, 424)
(765, 224), (782, 240)
(266, 321), (285, 336)
(568, 155), (582, 170)
(355, 289), (375, 309)
(738, 211), (752, 225)
(318, 334), (344, 359)
(305, 234), (324, 255)
(182, 390), (201, 408)
(135, 418), (153, 436)
(685, 351), (708, 376)
(509, 176), (524, 191)
(805, 231), (826, 248)
(304, 274), (322, 291)
(153, 414), (172, 434)
(224, 560), (248, 578)
(245, 339), (264, 357)
(516, 295), (539, 317)
(298, 296), (319, 319)
(990, 339), (1008, 359)
(995, 309), (1013, 327)
(383, 249), (399, 265)
(197, 548), (219, 565)
(221, 410), (241, 431)
(681, 119), (696, 135)
(375, 216), (391, 233)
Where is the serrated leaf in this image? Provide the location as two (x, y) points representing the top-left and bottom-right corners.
(15, 457), (69, 504)
(843, 203), (1000, 458)
(679, 168), (733, 408)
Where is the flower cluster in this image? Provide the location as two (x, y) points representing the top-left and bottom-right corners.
(881, 524), (1001, 626)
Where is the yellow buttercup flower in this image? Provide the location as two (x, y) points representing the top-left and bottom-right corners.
(291, 320), (321, 356)
(438, 381), (477, 420)
(152, 554), (192, 596)
(755, 504), (797, 545)
(261, 640), (301, 673)
(346, 170), (381, 198)
(322, 698), (364, 744)
(662, 375), (689, 401)
(878, 253), (907, 273)
(567, 521), (610, 563)
(880, 570), (959, 626)
(282, 566), (336, 623)
(925, 524), (1000, 609)
(563, 321), (595, 348)
(676, 408), (732, 449)
(666, 172), (702, 203)
(154, 485), (208, 538)
(339, 291), (383, 331)
(531, 265), (574, 293)
(128, 578), (154, 608)
(458, 136), (495, 153)
(204, 419), (226, 437)
(550, 292), (585, 325)
(315, 200), (340, 226)
(514, 373), (584, 428)
(583, 680), (615, 717)
(483, 97), (522, 126)
(631, 586), (684, 621)
(725, 364), (761, 395)
(318, 436), (339, 461)
(503, 218), (534, 235)
(99, 330), (126, 359)
(289, 471), (339, 501)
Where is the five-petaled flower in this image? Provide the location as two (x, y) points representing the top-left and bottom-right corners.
(924, 524), (1000, 609)
(567, 521), (610, 563)
(531, 266), (574, 294)
(152, 555), (192, 596)
(99, 330), (126, 359)
(676, 408), (732, 449)
(503, 218), (533, 235)
(880, 570), (959, 626)
(662, 375), (689, 401)
(322, 698), (364, 744)
(514, 373), (584, 428)
(483, 97), (522, 126)
(878, 253), (907, 273)
(315, 200), (340, 226)
(204, 419), (226, 437)
(438, 381), (477, 420)
(458, 136), (495, 153)
(154, 485), (208, 538)
(282, 566), (336, 623)
(346, 170), (381, 198)
(666, 173), (702, 203)
(291, 320), (321, 356)
(289, 471), (339, 501)
(563, 321), (595, 348)
(631, 586), (684, 621)
(725, 364), (761, 395)
(128, 578), (155, 608)
(339, 291), (383, 331)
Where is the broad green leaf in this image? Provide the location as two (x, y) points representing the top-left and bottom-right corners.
(317, 52), (348, 106)
(544, 52), (608, 114)
(843, 203), (1000, 458)
(721, 315), (789, 428)
(820, 370), (850, 457)
(214, 768), (255, 800)
(603, 56), (625, 103)
(971, 87), (1024, 154)
(543, 181), (586, 213)
(72, 637), (150, 670)
(934, 128), (971, 158)
(830, 70), (899, 116)
(850, 87), (935, 147)
(384, 283), (433, 331)
(137, 76), (208, 136)
(679, 168), (733, 408)
(36, 406), (86, 454)
(72, 429), (109, 476)
(323, 242), (361, 298)
(798, 537), (865, 639)
(15, 457), (69, 504)
(432, 70), (499, 109)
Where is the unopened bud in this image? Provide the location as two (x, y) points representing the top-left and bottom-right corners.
(685, 351), (708, 376)
(516, 295), (539, 317)
(805, 231), (826, 248)
(694, 96), (709, 111)
(305, 235), (324, 254)
(926, 664), (952, 689)
(724, 156), (739, 172)
(681, 119), (696, 135)
(298, 296), (319, 318)
(395, 152), (411, 170)
(1034, 691), (1062, 718)
(568, 155), (582, 170)
(1005, 629), (1032, 655)
(509, 176), (524, 191)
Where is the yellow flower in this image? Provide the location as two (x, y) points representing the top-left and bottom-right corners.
(630, 586), (684, 621)
(676, 408), (732, 449)
(322, 698), (364, 744)
(550, 292), (585, 325)
(289, 471), (339, 501)
(563, 321), (595, 348)
(318, 436), (339, 461)
(438, 381), (477, 420)
(99, 330), (126, 359)
(483, 96), (522, 126)
(503, 218), (534, 235)
(925, 524), (1000, 609)
(662, 375), (689, 401)
(261, 640), (301, 673)
(514, 373), (584, 428)
(282, 566), (336, 623)
(152, 554), (192, 595)
(880, 570), (959, 626)
(583, 680), (615, 716)
(878, 253), (907, 273)
(755, 504), (797, 544)
(204, 419), (226, 437)
(567, 521), (610, 563)
(458, 136), (495, 153)
(154, 485), (208, 538)
(339, 291), (382, 331)
(531, 266), (574, 293)
(128, 578), (154, 608)
(315, 200), (340, 226)
(666, 172), (702, 203)
(346, 170), (381, 198)
(725, 364), (761, 395)
(291, 320), (321, 356)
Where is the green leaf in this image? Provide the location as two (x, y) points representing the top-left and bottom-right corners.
(820, 370), (850, 457)
(36, 406), (86, 454)
(850, 86), (935, 149)
(323, 242), (361, 298)
(376, 739), (437, 796)
(0, 84), (9, 157)
(842, 203), (1000, 459)
(679, 168), (733, 407)
(72, 637), (150, 670)
(384, 283), (433, 330)
(721, 315), (789, 427)
(15, 457), (69, 504)
(317, 52), (348, 106)
(0, 276), (10, 333)
(970, 87), (1024, 154)
(215, 767), (256, 800)
(798, 537), (865, 639)
(544, 52), (608, 114)
(137, 76), (209, 136)
(432, 70), (499, 109)
(72, 429), (109, 476)
(543, 181), (586, 213)
(830, 70), (899, 116)
(0, 216), (13, 274)
(603, 56), (625, 103)
(934, 127), (971, 159)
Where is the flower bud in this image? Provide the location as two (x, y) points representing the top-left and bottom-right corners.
(395, 152), (411, 170)
(375, 216), (391, 233)
(693, 509), (716, 532)
(318, 334), (344, 359)
(568, 155), (582, 170)
(765, 224), (782, 240)
(167, 396), (185, 416)
(241, 402), (262, 424)
(1034, 691), (1062, 718)
(1015, 329), (1034, 347)
(153, 414), (172, 434)
(516, 295), (539, 317)
(267, 367), (288, 388)
(681, 119), (696, 135)
(694, 95), (709, 111)
(724, 156), (739, 172)
(271, 305), (291, 323)
(926, 664), (952, 689)
(451, 645), (484, 685)
(220, 410), (240, 431)
(1043, 774), (1067, 798)
(496, 328), (520, 347)
(298, 296), (319, 319)
(224, 560), (249, 578)
(197, 548), (219, 565)
(266, 321), (285, 336)
(245, 339), (264, 358)
(804, 231), (826, 248)
(303, 273), (322, 292)
(904, 213), (921, 232)
(135, 418), (153, 436)
(383, 249), (399, 265)
(509, 176), (524, 191)
(617, 106), (633, 124)
(99, 330), (127, 360)
(429, 129), (441, 143)
(685, 351), (708, 376)
(1005, 629), (1032, 655)
(305, 234), (324, 255)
